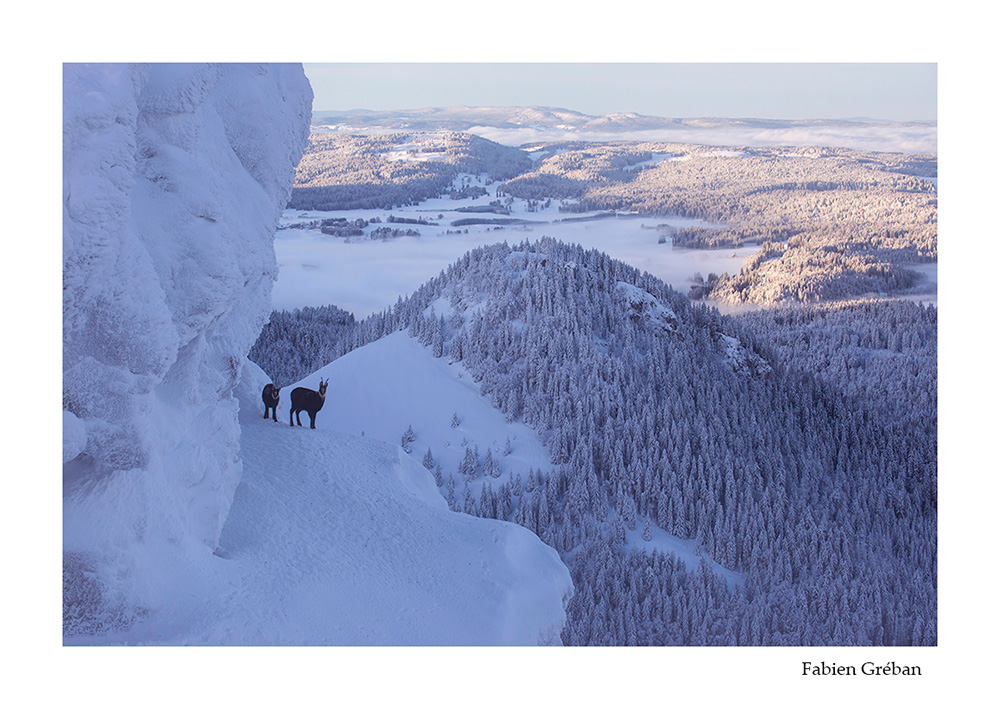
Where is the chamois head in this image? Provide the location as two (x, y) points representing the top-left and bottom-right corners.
(318, 378), (328, 397)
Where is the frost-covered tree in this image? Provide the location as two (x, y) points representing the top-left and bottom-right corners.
(401, 424), (415, 453)
(484, 448), (501, 478)
(445, 474), (456, 510)
(459, 446), (479, 481)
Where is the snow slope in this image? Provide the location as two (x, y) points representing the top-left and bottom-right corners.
(65, 361), (570, 645)
(231, 362), (569, 645)
(285, 331), (552, 495)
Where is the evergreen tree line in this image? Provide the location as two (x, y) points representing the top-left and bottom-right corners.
(249, 304), (357, 387)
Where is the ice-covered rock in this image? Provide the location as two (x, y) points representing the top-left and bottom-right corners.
(616, 281), (681, 335)
(713, 331), (772, 378)
(62, 63), (312, 633)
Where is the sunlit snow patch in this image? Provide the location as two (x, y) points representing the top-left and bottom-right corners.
(380, 133), (448, 163)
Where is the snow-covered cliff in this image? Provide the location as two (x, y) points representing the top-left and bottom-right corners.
(62, 64), (572, 645)
(63, 63), (313, 635)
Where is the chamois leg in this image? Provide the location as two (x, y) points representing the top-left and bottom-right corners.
(290, 408), (296, 426)
(309, 412), (316, 429)
(263, 408), (268, 418)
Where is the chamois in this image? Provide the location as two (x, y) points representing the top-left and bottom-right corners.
(290, 378), (329, 429)
(262, 383), (280, 422)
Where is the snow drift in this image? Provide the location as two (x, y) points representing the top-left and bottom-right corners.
(63, 63), (313, 635)
(64, 359), (571, 645)
(206, 362), (570, 645)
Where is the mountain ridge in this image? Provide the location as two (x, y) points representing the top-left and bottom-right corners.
(312, 105), (937, 134)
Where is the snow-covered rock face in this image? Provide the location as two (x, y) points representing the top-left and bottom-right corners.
(713, 331), (772, 378)
(616, 281), (680, 336)
(63, 64), (312, 615)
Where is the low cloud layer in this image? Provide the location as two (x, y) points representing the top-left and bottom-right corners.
(468, 124), (937, 154)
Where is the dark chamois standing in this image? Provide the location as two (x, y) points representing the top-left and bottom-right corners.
(290, 378), (329, 429)
(262, 383), (281, 422)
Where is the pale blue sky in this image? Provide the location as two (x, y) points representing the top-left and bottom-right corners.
(304, 63), (936, 122)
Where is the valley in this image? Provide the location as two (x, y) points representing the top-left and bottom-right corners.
(274, 174), (760, 317)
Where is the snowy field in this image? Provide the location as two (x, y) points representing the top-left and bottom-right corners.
(275, 174), (759, 317)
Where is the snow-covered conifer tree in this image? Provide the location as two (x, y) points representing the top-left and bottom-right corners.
(459, 446), (479, 481)
(446, 474), (456, 510)
(484, 448), (501, 478)
(401, 424), (416, 453)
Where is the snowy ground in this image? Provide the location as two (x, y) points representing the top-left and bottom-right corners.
(277, 330), (744, 590)
(289, 331), (552, 498)
(275, 176), (757, 317)
(380, 134), (448, 162)
(66, 358), (572, 646)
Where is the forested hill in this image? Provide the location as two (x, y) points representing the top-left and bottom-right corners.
(288, 131), (532, 211)
(251, 238), (936, 645)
